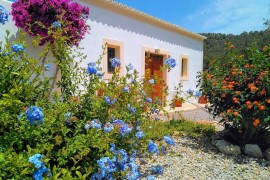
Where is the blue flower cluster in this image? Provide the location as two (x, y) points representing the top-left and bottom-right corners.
(195, 90), (202, 98)
(147, 175), (156, 180)
(28, 154), (49, 180)
(11, 44), (25, 53)
(165, 58), (176, 68)
(92, 157), (116, 179)
(87, 62), (97, 75)
(92, 145), (140, 180)
(151, 108), (159, 114)
(163, 135), (176, 146)
(105, 96), (117, 105)
(147, 140), (159, 154)
(187, 88), (194, 95)
(146, 97), (152, 103)
(135, 131), (145, 139)
(26, 106), (44, 125)
(0, 5), (9, 25)
(122, 86), (130, 93)
(113, 119), (133, 137)
(151, 165), (164, 174)
(111, 58), (121, 67)
(52, 21), (61, 28)
(104, 122), (114, 133)
(127, 63), (133, 70)
(85, 120), (114, 134)
(127, 104), (136, 114)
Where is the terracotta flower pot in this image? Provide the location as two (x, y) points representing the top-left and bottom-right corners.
(174, 98), (183, 107)
(198, 96), (207, 104)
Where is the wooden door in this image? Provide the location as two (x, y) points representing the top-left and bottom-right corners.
(145, 54), (164, 102)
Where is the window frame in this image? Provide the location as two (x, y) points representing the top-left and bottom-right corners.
(180, 55), (189, 81)
(102, 38), (124, 79)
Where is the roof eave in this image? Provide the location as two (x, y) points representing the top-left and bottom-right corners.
(82, 0), (206, 41)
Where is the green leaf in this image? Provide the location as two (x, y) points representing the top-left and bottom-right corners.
(76, 171), (83, 179)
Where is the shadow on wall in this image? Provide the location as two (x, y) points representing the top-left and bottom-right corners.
(89, 5), (203, 51)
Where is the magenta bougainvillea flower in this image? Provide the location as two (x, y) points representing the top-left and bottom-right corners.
(11, 0), (90, 46)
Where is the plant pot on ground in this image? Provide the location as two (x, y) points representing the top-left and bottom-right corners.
(198, 95), (207, 104)
(173, 97), (185, 107)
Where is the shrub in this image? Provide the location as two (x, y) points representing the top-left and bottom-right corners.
(11, 0), (90, 46)
(0, 1), (180, 179)
(0, 32), (173, 179)
(198, 42), (270, 146)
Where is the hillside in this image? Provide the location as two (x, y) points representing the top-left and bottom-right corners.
(201, 30), (270, 67)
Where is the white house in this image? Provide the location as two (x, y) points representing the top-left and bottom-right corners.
(0, 0), (206, 102)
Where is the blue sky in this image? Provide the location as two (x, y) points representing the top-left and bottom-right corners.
(114, 0), (270, 35)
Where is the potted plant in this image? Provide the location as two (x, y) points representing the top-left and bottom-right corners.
(195, 90), (207, 104)
(171, 82), (185, 108)
(198, 95), (207, 104)
(172, 96), (185, 107)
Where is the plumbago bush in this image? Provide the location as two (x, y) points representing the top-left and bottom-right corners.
(0, 38), (174, 179)
(0, 2), (176, 180)
(198, 42), (270, 146)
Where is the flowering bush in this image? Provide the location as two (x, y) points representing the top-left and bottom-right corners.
(198, 42), (270, 145)
(0, 31), (176, 179)
(0, 5), (9, 25)
(11, 0), (90, 46)
(0, 2), (181, 179)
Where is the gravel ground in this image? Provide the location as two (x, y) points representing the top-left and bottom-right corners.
(138, 136), (270, 180)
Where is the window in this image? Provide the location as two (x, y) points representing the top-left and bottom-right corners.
(180, 56), (189, 80)
(102, 38), (124, 79)
(107, 47), (116, 74)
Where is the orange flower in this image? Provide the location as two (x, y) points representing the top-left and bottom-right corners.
(253, 101), (259, 106)
(249, 83), (258, 92)
(227, 84), (234, 90)
(246, 101), (251, 105)
(259, 105), (265, 111)
(230, 45), (234, 48)
(263, 46), (268, 51)
(233, 97), (238, 103)
(245, 64), (250, 68)
(233, 111), (239, 116)
(267, 99), (270, 104)
(253, 119), (260, 126)
(222, 86), (227, 89)
(238, 71), (243, 75)
(247, 105), (253, 109)
(235, 91), (241, 95)
(221, 93), (226, 98)
(206, 74), (212, 79)
(231, 71), (237, 75)
(259, 89), (266, 96)
(227, 109), (232, 113)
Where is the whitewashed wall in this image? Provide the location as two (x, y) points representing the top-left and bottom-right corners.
(0, 0), (204, 100)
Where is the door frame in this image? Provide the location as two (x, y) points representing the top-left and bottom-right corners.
(141, 46), (169, 103)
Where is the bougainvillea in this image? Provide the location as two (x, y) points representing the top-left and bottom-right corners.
(11, 0), (90, 46)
